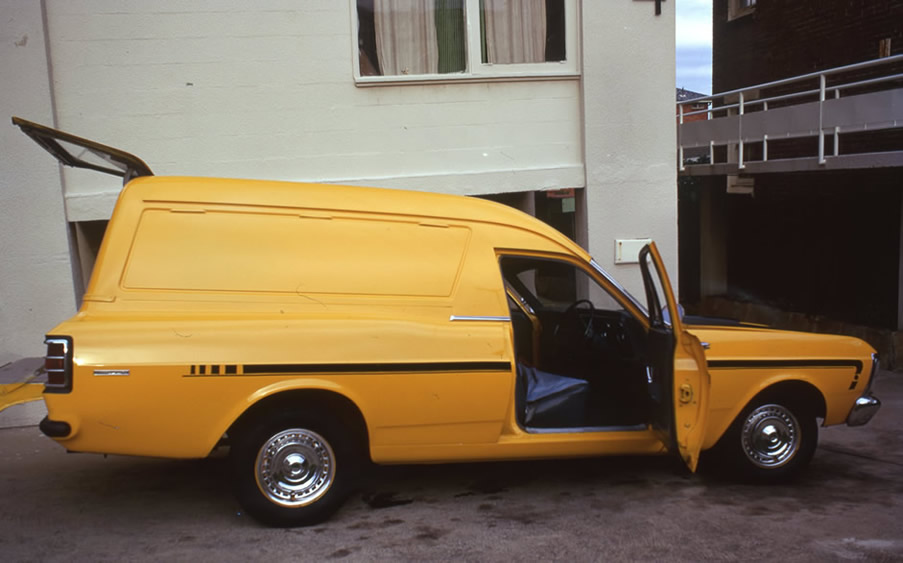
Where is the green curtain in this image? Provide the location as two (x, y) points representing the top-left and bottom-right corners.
(435, 0), (466, 73)
(479, 0), (488, 63)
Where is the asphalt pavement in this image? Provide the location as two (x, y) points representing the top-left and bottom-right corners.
(0, 370), (901, 561)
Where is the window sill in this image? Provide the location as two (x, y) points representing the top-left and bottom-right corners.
(354, 71), (581, 87)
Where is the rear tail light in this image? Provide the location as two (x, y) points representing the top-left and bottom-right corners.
(44, 336), (73, 392)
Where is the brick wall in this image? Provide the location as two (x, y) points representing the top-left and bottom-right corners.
(713, 0), (903, 91)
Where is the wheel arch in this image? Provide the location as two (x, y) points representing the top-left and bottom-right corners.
(704, 378), (827, 450)
(703, 378), (824, 480)
(225, 388), (371, 462)
(748, 379), (827, 420)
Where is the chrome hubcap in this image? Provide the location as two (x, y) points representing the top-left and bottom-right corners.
(741, 404), (799, 469)
(255, 428), (335, 507)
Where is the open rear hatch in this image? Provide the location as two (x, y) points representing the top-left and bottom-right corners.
(12, 116), (153, 183)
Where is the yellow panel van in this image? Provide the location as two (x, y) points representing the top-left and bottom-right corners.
(14, 117), (880, 527)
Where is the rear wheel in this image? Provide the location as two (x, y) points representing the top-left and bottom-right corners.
(715, 399), (817, 482)
(231, 408), (360, 527)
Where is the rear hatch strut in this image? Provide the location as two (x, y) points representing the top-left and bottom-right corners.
(12, 116), (153, 183)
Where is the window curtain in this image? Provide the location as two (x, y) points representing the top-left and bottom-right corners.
(435, 0), (466, 73)
(374, 0), (438, 75)
(482, 0), (547, 64)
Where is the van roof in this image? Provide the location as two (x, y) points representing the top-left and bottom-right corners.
(122, 175), (590, 260)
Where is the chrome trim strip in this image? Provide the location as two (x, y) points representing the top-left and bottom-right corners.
(865, 353), (879, 391)
(449, 315), (511, 322)
(526, 423), (648, 434)
(93, 369), (130, 377)
(590, 258), (648, 316)
(505, 285), (536, 315)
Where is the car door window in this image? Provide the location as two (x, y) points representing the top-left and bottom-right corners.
(504, 257), (624, 314)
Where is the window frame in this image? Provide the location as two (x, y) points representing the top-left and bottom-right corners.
(497, 252), (650, 328)
(727, 0), (756, 21)
(351, 0), (580, 86)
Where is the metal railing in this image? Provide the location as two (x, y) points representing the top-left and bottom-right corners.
(678, 54), (903, 174)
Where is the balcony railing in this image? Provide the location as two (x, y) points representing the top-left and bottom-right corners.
(678, 54), (903, 175)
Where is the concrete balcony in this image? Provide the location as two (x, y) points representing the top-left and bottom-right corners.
(678, 55), (903, 176)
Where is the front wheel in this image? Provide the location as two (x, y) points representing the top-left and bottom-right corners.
(715, 400), (818, 482)
(231, 409), (360, 527)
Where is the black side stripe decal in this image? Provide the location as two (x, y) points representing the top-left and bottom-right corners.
(185, 361), (511, 377)
(243, 362), (512, 375)
(707, 359), (863, 375)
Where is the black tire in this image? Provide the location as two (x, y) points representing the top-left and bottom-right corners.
(230, 407), (361, 527)
(713, 398), (818, 482)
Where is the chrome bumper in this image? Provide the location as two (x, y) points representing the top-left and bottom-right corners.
(846, 393), (881, 427)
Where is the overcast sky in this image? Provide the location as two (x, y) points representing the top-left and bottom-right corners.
(676, 0), (713, 94)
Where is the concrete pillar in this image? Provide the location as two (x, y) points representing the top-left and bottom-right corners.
(700, 184), (728, 298)
(581, 1), (678, 301)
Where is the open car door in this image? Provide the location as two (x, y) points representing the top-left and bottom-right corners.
(639, 242), (709, 471)
(12, 116), (153, 183)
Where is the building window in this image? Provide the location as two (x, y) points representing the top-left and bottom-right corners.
(355, 0), (576, 83)
(728, 0), (756, 21)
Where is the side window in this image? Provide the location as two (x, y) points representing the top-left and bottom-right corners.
(501, 256), (624, 314)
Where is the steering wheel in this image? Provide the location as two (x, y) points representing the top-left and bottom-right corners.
(553, 299), (596, 341)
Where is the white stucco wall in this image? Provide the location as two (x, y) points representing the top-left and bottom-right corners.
(0, 1), (78, 364)
(44, 0), (584, 221)
(582, 1), (678, 299)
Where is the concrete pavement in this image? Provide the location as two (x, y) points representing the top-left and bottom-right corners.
(0, 369), (900, 560)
